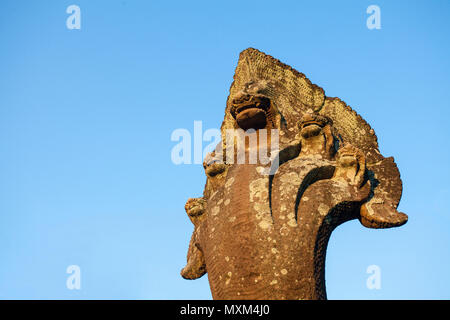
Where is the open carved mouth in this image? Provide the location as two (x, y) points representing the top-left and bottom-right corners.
(301, 120), (324, 130)
(300, 120), (324, 138)
(338, 153), (358, 168)
(230, 95), (270, 130)
(186, 204), (204, 217)
(340, 153), (356, 158)
(203, 153), (226, 177)
(205, 163), (226, 177)
(301, 120), (324, 129)
(185, 198), (206, 218)
(234, 101), (269, 115)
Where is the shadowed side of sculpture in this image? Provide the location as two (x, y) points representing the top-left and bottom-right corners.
(181, 48), (407, 300)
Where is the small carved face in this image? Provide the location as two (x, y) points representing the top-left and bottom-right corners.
(338, 153), (357, 168)
(185, 198), (206, 218)
(298, 113), (331, 139)
(203, 151), (227, 177)
(230, 94), (270, 130)
(336, 145), (360, 169)
(333, 144), (367, 187)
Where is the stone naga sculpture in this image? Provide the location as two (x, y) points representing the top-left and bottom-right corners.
(181, 48), (408, 299)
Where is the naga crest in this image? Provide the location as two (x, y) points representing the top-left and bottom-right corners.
(181, 48), (407, 300)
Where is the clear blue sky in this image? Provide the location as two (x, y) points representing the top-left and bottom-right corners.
(1, 0), (449, 299)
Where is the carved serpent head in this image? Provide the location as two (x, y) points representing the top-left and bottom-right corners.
(181, 49), (408, 300)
